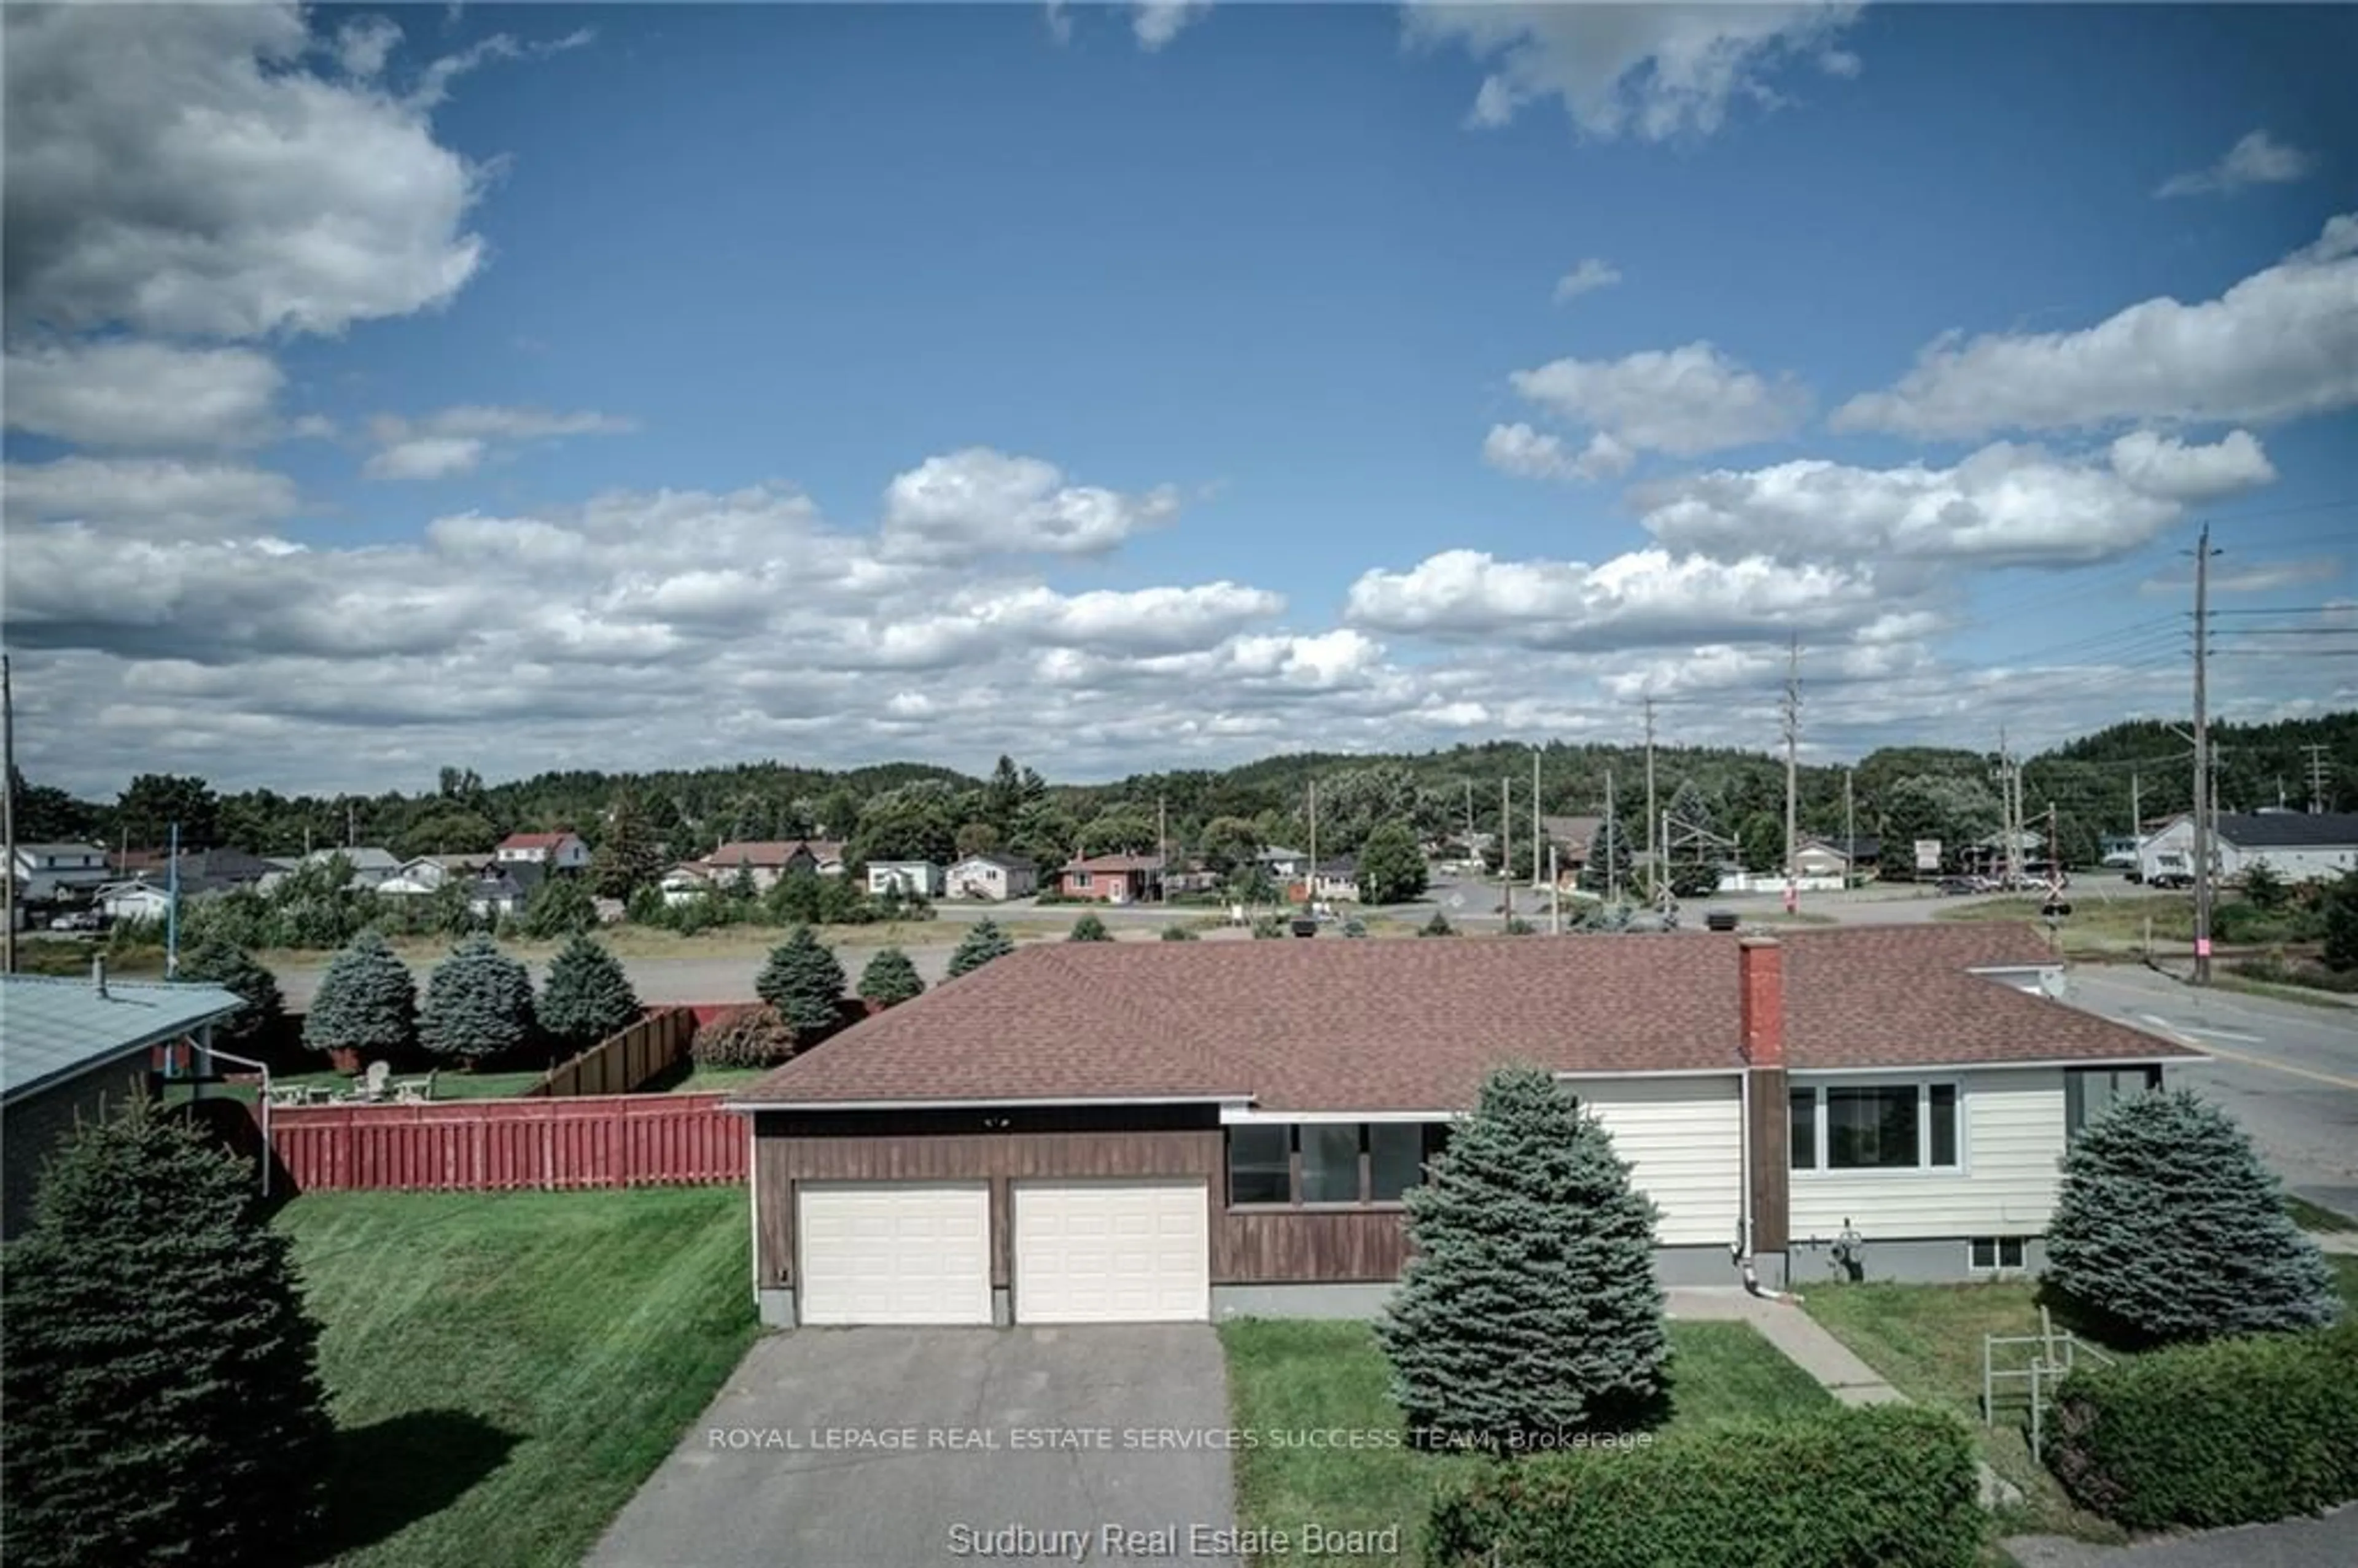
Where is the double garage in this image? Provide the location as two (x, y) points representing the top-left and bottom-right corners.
(796, 1178), (1212, 1325)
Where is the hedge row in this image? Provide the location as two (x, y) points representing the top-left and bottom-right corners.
(1425, 1404), (1981, 1568)
(2048, 1319), (2358, 1531)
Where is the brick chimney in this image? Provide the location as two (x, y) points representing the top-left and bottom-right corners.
(1738, 935), (1783, 1066)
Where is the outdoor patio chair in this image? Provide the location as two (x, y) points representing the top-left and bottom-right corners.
(391, 1071), (437, 1104)
(342, 1061), (392, 1103)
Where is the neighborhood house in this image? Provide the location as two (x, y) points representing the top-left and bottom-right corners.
(865, 860), (944, 898)
(698, 839), (846, 890)
(2138, 810), (2358, 886)
(722, 925), (2194, 1328)
(495, 831), (591, 872)
(1056, 853), (1164, 904)
(946, 854), (1038, 901)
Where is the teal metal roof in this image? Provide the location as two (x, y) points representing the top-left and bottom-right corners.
(1, 973), (247, 1104)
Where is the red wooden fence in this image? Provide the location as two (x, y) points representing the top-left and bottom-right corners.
(262, 1094), (744, 1192)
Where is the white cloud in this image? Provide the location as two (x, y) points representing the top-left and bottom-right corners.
(2, 340), (284, 448)
(2105, 429), (2275, 503)
(364, 437), (487, 482)
(2140, 555), (2342, 598)
(1481, 422), (1632, 483)
(1634, 434), (2274, 570)
(1343, 547), (1886, 651)
(1832, 212), (2358, 438)
(1405, 2), (1862, 141)
(360, 405), (637, 480)
(1553, 257), (1622, 303)
(1507, 341), (1810, 462)
(1134, 2), (1210, 51)
(879, 447), (1180, 562)
(2, 456), (299, 537)
(336, 15), (403, 79)
(2156, 130), (2316, 199)
(2, 4), (493, 339)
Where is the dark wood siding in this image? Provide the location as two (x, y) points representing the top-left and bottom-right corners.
(1215, 1210), (1409, 1283)
(753, 1108), (1421, 1289)
(1747, 1066), (1789, 1252)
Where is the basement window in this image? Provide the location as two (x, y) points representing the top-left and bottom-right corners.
(1791, 1082), (1963, 1173)
(1969, 1236), (2028, 1271)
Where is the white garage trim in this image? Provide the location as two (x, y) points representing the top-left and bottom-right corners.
(1013, 1179), (1210, 1325)
(796, 1181), (992, 1325)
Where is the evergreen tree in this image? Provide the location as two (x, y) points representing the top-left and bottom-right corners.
(1159, 923), (1200, 941)
(1578, 818), (1634, 893)
(857, 947), (926, 1007)
(537, 933), (643, 1050)
(518, 873), (599, 939)
(1358, 820), (1430, 904)
(176, 938), (286, 1049)
(1418, 910), (1457, 937)
(2323, 871), (2358, 972)
(1068, 912), (1113, 942)
(303, 927), (416, 1060)
(1376, 1065), (1668, 1446)
(590, 791), (666, 899)
(1, 1098), (332, 1568)
(418, 934), (539, 1062)
(756, 925), (847, 1034)
(947, 917), (1016, 977)
(2045, 1088), (2339, 1342)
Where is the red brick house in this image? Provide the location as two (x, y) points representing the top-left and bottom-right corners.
(722, 926), (2195, 1327)
(1054, 853), (1164, 904)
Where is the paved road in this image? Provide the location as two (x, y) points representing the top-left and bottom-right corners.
(2006, 1506), (2358, 1568)
(2058, 964), (2358, 1217)
(584, 1328), (1239, 1568)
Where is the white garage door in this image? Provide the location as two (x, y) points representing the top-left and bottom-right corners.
(1013, 1179), (1210, 1324)
(797, 1182), (992, 1325)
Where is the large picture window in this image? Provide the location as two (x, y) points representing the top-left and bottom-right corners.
(1225, 1122), (1442, 1207)
(1791, 1082), (1962, 1172)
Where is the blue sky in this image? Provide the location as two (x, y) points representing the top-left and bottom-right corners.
(5, 2), (2355, 796)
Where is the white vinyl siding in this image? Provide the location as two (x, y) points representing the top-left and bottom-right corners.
(1789, 1068), (2066, 1240)
(796, 1182), (992, 1325)
(1013, 1180), (1209, 1324)
(1571, 1076), (1742, 1248)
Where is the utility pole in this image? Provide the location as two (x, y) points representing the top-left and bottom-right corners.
(1463, 779), (1474, 844)
(2190, 523), (2219, 986)
(1549, 845), (1562, 934)
(1781, 638), (1800, 914)
(2046, 803), (2058, 892)
(1843, 768), (1856, 890)
(1500, 777), (1512, 921)
(1157, 795), (1167, 906)
(2130, 770), (2141, 842)
(2305, 743), (2331, 814)
(2, 653), (14, 974)
(1642, 697), (1658, 902)
(1307, 780), (1318, 909)
(166, 821), (181, 979)
(1605, 767), (1619, 904)
(1531, 749), (1543, 891)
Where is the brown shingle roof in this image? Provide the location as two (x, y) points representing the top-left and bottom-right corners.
(732, 925), (2195, 1112)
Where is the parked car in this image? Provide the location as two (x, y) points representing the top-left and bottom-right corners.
(2147, 872), (2193, 890)
(1935, 877), (1980, 896)
(47, 910), (103, 931)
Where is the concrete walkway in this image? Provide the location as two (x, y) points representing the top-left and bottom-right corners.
(2004, 1507), (2358, 1567)
(1667, 1287), (1905, 1405)
(1667, 1286), (2023, 1507)
(2312, 1231), (2358, 1255)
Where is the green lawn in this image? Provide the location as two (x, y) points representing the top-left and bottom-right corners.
(1220, 1319), (1831, 1568)
(164, 1068), (550, 1106)
(2286, 1195), (2358, 1233)
(276, 1187), (757, 1568)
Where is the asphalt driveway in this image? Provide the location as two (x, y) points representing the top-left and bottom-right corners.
(585, 1327), (1240, 1568)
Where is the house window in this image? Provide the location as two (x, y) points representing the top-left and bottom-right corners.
(1071, 871), (1092, 888)
(1369, 1124), (1425, 1201)
(1226, 1125), (1291, 1206)
(1226, 1124), (1440, 1207)
(2065, 1066), (2163, 1142)
(1969, 1236), (2027, 1271)
(1791, 1082), (1963, 1172)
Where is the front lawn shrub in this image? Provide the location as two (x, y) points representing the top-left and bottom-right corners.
(1377, 1065), (1667, 1445)
(1159, 923), (1199, 941)
(1067, 912), (1111, 942)
(2044, 1088), (2339, 1343)
(1, 1098), (333, 1568)
(691, 1004), (797, 1068)
(946, 917), (1015, 977)
(2047, 1319), (2358, 1529)
(1425, 1403), (1980, 1568)
(856, 946), (925, 1007)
